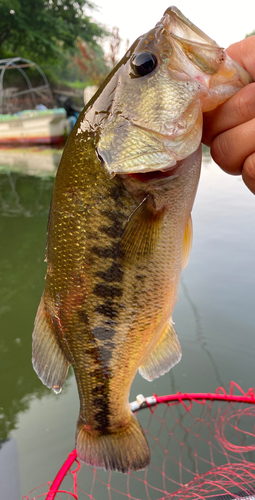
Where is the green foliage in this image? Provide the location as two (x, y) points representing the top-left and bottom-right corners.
(0, 0), (107, 66)
(71, 38), (110, 86)
(39, 42), (110, 90)
(246, 30), (255, 38)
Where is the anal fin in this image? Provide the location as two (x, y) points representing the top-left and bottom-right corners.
(32, 294), (70, 394)
(139, 319), (182, 381)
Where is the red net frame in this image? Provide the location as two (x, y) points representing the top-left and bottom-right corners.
(23, 382), (255, 500)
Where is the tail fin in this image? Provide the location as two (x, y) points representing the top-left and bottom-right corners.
(76, 413), (150, 473)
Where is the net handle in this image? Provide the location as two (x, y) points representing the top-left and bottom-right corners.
(46, 449), (78, 500)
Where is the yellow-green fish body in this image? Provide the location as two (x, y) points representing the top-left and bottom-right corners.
(32, 7), (251, 473)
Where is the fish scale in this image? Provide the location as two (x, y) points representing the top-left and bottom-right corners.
(32, 6), (252, 473)
(50, 141), (136, 433)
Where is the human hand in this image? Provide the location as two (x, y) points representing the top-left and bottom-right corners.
(202, 36), (255, 194)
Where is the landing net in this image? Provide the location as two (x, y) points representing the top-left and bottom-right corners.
(23, 382), (255, 500)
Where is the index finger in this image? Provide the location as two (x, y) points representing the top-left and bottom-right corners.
(202, 36), (255, 146)
(226, 36), (255, 80)
(202, 82), (255, 146)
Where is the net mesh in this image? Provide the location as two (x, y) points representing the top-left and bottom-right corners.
(23, 383), (255, 500)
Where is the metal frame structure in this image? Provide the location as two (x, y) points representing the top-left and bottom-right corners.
(0, 57), (54, 114)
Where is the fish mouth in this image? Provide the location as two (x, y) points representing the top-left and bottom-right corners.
(118, 160), (185, 183)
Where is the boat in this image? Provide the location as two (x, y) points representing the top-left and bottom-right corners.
(0, 108), (70, 145)
(0, 57), (71, 144)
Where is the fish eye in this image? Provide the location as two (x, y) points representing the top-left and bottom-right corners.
(131, 52), (158, 77)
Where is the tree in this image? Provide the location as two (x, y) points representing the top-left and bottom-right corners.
(108, 26), (121, 69)
(246, 30), (255, 38)
(0, 0), (107, 65)
(73, 38), (110, 86)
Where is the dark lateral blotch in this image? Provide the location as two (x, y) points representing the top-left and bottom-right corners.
(92, 326), (116, 341)
(92, 396), (110, 431)
(91, 245), (116, 259)
(95, 301), (119, 318)
(99, 220), (123, 239)
(109, 185), (125, 206)
(93, 283), (123, 299)
(78, 310), (89, 324)
(97, 262), (123, 283)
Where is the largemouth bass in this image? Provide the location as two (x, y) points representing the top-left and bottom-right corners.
(32, 7), (251, 473)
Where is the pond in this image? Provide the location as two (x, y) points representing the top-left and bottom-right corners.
(0, 147), (254, 499)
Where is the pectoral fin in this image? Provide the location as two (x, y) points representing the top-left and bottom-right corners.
(32, 294), (70, 394)
(119, 196), (164, 263)
(139, 319), (182, 381)
(182, 214), (193, 270)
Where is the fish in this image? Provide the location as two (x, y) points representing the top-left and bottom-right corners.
(32, 7), (252, 473)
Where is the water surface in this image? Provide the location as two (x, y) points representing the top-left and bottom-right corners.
(0, 148), (254, 498)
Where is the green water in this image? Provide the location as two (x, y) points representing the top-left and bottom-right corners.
(0, 149), (254, 498)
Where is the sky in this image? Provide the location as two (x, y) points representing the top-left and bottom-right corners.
(90, 0), (255, 59)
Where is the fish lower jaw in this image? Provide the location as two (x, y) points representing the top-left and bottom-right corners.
(118, 159), (188, 184)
